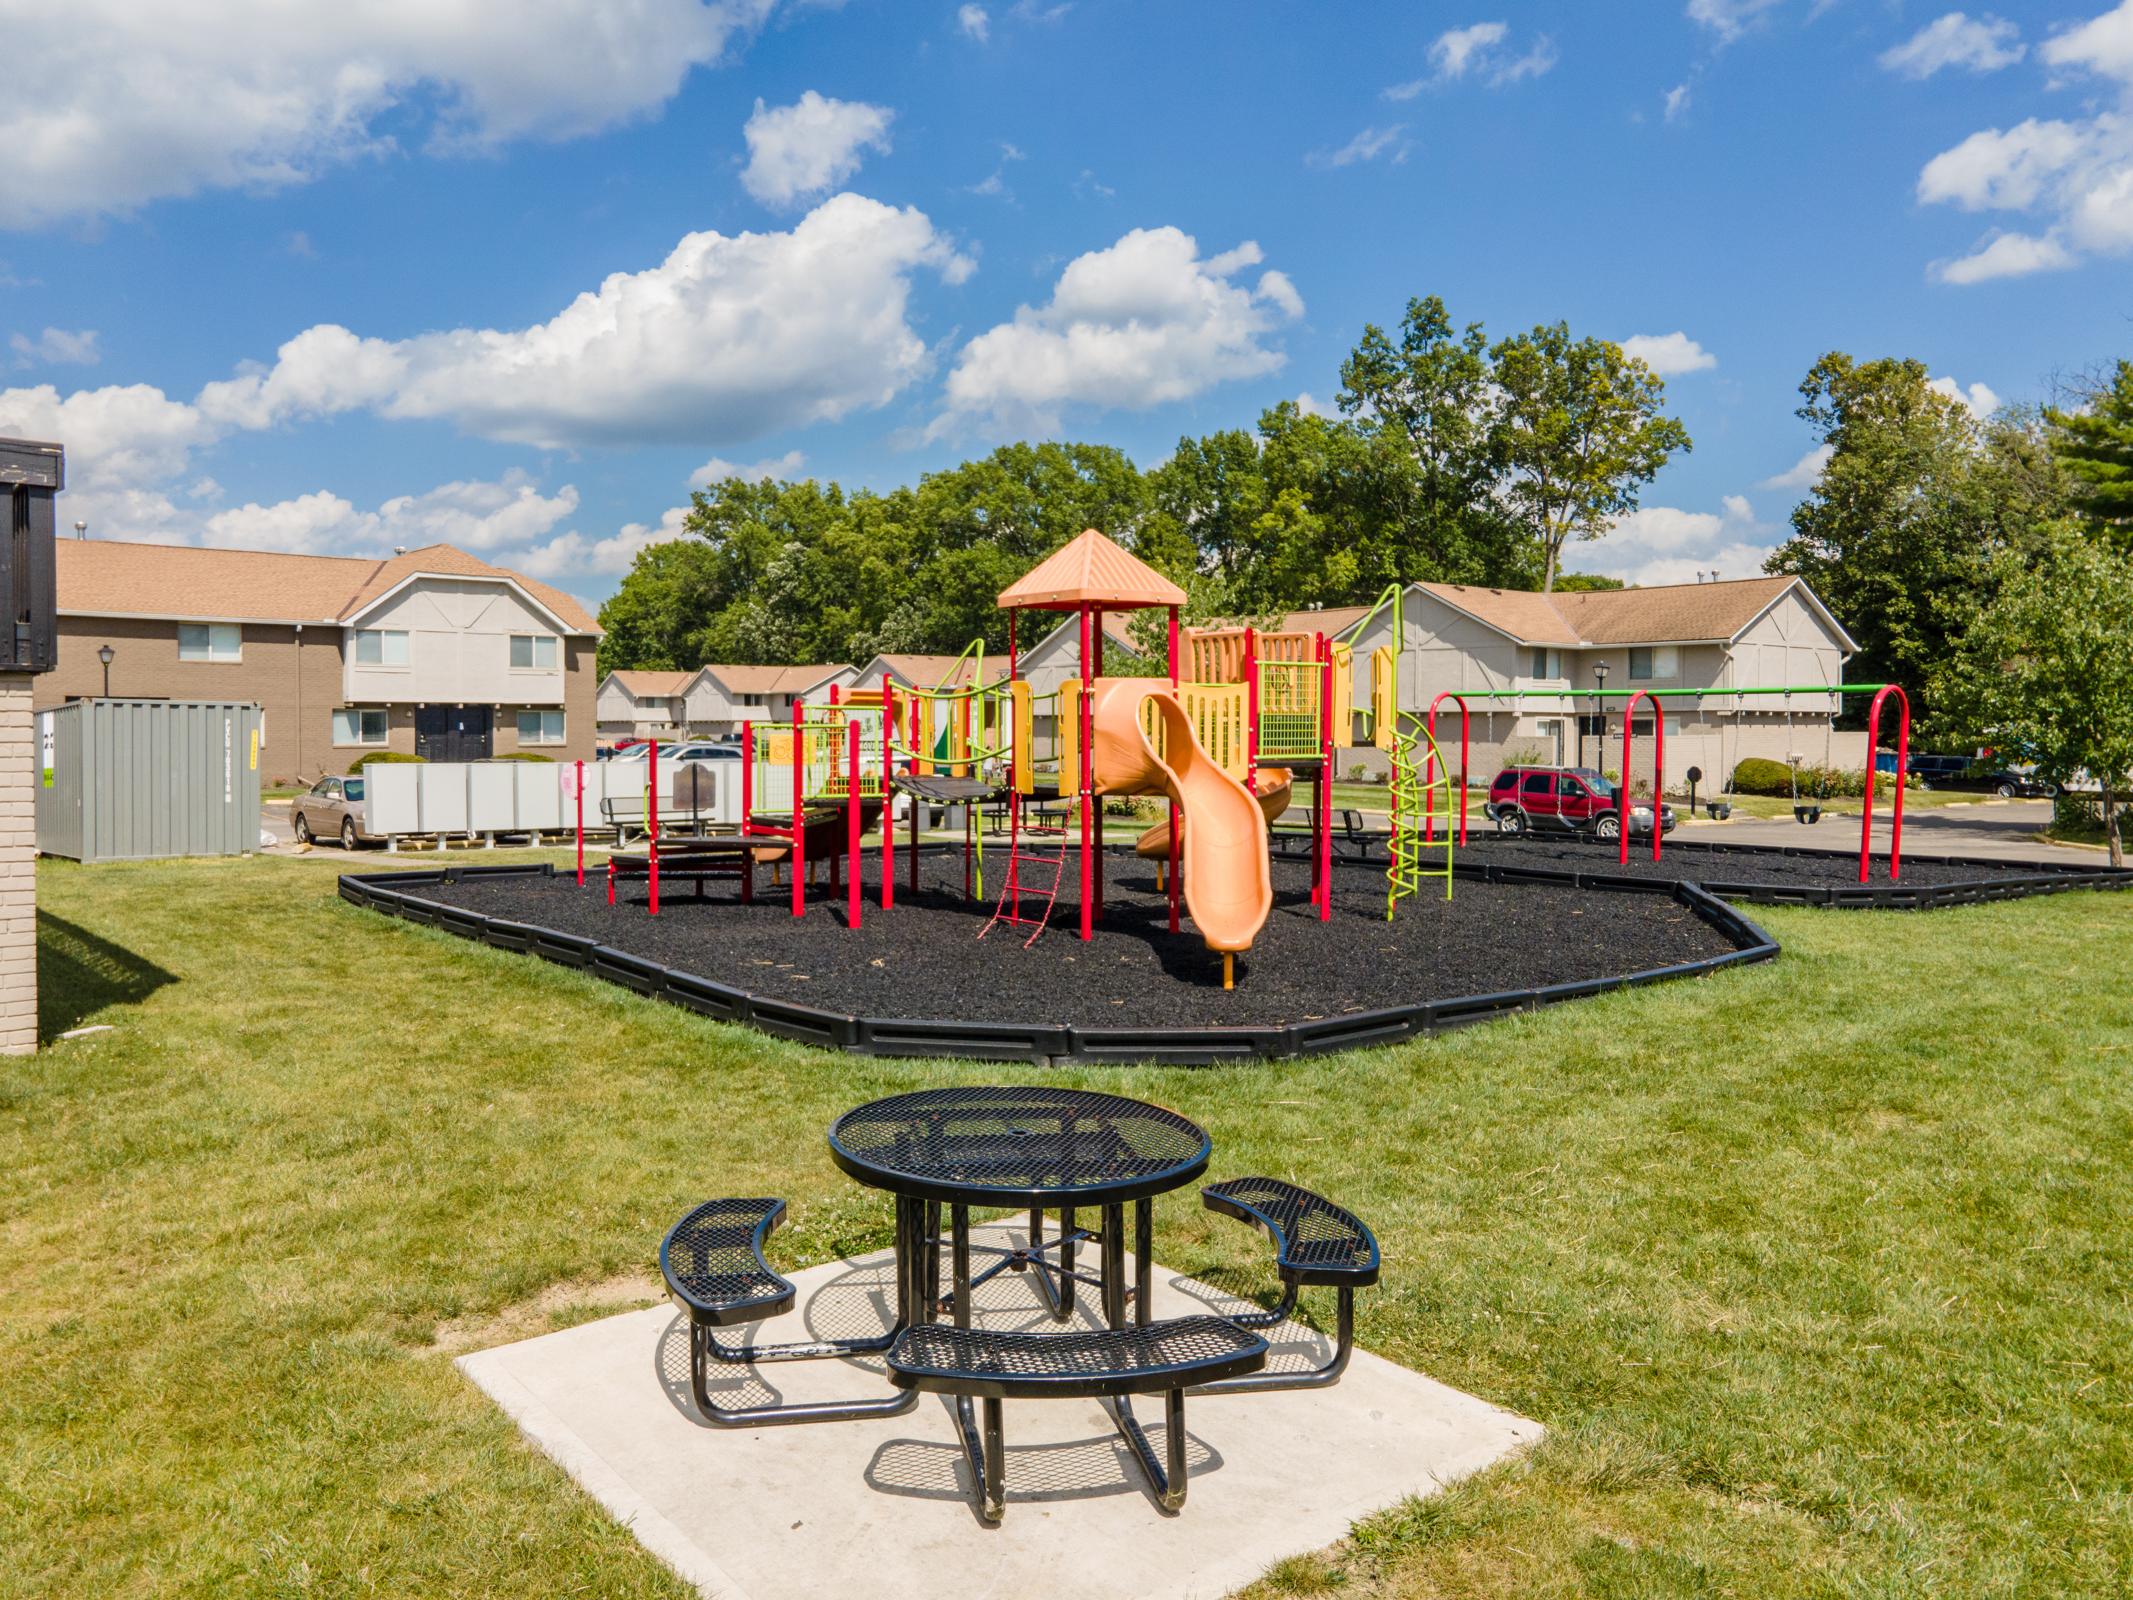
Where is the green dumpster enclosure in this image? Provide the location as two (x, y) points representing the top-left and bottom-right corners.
(35, 699), (263, 862)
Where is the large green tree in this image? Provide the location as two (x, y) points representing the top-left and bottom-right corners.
(1934, 530), (2133, 865)
(1489, 321), (1691, 590)
(1764, 353), (2066, 728)
(2047, 359), (2133, 544)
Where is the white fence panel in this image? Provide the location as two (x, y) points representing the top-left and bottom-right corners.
(468, 763), (517, 830)
(518, 764), (567, 830)
(421, 766), (470, 833)
(365, 763), (424, 834)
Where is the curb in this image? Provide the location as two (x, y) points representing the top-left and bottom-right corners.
(339, 865), (1780, 1067)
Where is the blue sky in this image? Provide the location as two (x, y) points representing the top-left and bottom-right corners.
(2, 0), (2126, 607)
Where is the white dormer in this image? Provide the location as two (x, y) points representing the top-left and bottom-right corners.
(343, 577), (571, 706)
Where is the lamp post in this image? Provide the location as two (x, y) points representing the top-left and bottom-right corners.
(1588, 660), (1609, 768)
(98, 644), (113, 698)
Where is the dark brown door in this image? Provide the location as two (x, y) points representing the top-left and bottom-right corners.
(415, 706), (493, 761)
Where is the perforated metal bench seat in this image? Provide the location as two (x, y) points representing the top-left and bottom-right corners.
(887, 1316), (1268, 1521)
(886, 1315), (1267, 1399)
(1203, 1177), (1380, 1287)
(1196, 1177), (1380, 1394)
(659, 1197), (923, 1429)
(659, 1198), (797, 1328)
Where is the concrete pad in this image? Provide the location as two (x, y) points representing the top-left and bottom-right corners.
(458, 1225), (1540, 1600)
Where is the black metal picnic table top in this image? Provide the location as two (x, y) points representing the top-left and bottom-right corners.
(827, 1085), (1210, 1208)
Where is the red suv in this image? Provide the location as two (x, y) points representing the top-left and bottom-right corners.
(1484, 765), (1677, 840)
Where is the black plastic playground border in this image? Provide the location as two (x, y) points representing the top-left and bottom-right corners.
(1457, 836), (2133, 909)
(337, 862), (1779, 1067)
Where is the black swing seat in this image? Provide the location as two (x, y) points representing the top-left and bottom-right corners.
(659, 1198), (797, 1328)
(1195, 1177), (1380, 1395)
(1203, 1176), (1380, 1287)
(886, 1316), (1267, 1399)
(886, 1317), (1268, 1522)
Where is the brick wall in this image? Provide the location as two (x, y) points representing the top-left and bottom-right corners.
(0, 674), (35, 1054)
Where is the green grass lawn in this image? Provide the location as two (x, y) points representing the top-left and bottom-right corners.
(6, 854), (2130, 1597)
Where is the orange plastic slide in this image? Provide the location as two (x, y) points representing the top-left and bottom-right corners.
(1134, 766), (1293, 859)
(1087, 677), (1272, 954)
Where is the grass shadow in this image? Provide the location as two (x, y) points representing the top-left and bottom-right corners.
(37, 910), (177, 1042)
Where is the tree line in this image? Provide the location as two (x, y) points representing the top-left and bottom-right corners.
(596, 296), (1683, 674)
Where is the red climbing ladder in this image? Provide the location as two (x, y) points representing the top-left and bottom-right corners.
(978, 819), (1069, 947)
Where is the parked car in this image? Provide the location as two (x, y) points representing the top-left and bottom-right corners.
(1878, 751), (2056, 796)
(1483, 766), (1678, 840)
(291, 774), (375, 848)
(609, 741), (740, 763)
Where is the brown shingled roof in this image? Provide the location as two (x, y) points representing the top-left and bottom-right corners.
(604, 670), (695, 697)
(1279, 603), (1373, 640)
(868, 653), (1012, 687)
(55, 537), (601, 633)
(1410, 577), (1824, 647)
(704, 663), (851, 695)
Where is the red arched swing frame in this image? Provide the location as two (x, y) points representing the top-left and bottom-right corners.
(1617, 691), (1664, 866)
(1423, 691), (1471, 845)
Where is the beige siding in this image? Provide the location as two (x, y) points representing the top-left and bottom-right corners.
(344, 579), (569, 707)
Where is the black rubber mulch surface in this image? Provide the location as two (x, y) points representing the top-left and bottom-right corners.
(1447, 834), (2102, 888)
(402, 853), (1741, 1028)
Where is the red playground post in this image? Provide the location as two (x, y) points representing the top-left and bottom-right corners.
(648, 738), (661, 915)
(740, 721), (755, 906)
(1619, 692), (1664, 866)
(847, 717), (862, 928)
(791, 701), (805, 919)
(1859, 684), (1911, 883)
(1078, 606), (1095, 942)
(880, 674), (895, 911)
(1305, 631), (1322, 921)
(573, 758), (585, 885)
(1425, 693), (1472, 845)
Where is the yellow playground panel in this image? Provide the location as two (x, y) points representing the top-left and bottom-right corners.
(1175, 625), (1355, 764)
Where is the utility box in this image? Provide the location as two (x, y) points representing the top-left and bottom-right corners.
(35, 699), (263, 862)
(0, 436), (61, 674)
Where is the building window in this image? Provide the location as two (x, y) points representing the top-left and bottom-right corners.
(1628, 646), (1679, 681)
(516, 709), (565, 745)
(332, 708), (390, 746)
(509, 634), (559, 669)
(177, 622), (241, 662)
(1529, 648), (1561, 679)
(354, 629), (410, 666)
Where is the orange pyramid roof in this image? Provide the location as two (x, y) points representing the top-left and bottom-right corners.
(996, 528), (1188, 612)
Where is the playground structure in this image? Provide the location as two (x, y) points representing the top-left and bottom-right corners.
(599, 531), (1462, 989)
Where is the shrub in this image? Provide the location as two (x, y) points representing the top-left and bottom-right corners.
(348, 751), (424, 774)
(495, 751), (556, 762)
(1729, 757), (1794, 795)
(1502, 743), (1552, 767)
(2053, 793), (2105, 836)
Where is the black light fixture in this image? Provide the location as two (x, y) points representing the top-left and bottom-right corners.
(97, 643), (113, 697)
(1587, 659), (1609, 766)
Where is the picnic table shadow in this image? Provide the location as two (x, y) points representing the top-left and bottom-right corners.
(649, 1244), (1233, 1523)
(36, 911), (176, 1042)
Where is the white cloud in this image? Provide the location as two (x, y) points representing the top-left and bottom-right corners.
(1293, 391), (1335, 417)
(740, 91), (895, 208)
(9, 328), (101, 367)
(1879, 13), (2025, 78)
(935, 227), (1300, 435)
(1310, 125), (1410, 169)
(201, 195), (973, 448)
(1663, 83), (1692, 122)
(1686, 0), (1783, 43)
(690, 449), (807, 486)
(1620, 332), (1716, 376)
(0, 381), (214, 487)
(1411, 22), (1555, 88)
(0, 0), (783, 227)
(1760, 443), (1833, 490)
(1593, 493), (1779, 585)
(957, 4), (990, 41)
(165, 470), (581, 558)
(1430, 22), (1507, 79)
(1936, 229), (2079, 282)
(513, 504), (694, 580)
(1928, 375), (2002, 416)
(1914, 9), (2133, 283)
(2040, 0), (2133, 82)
